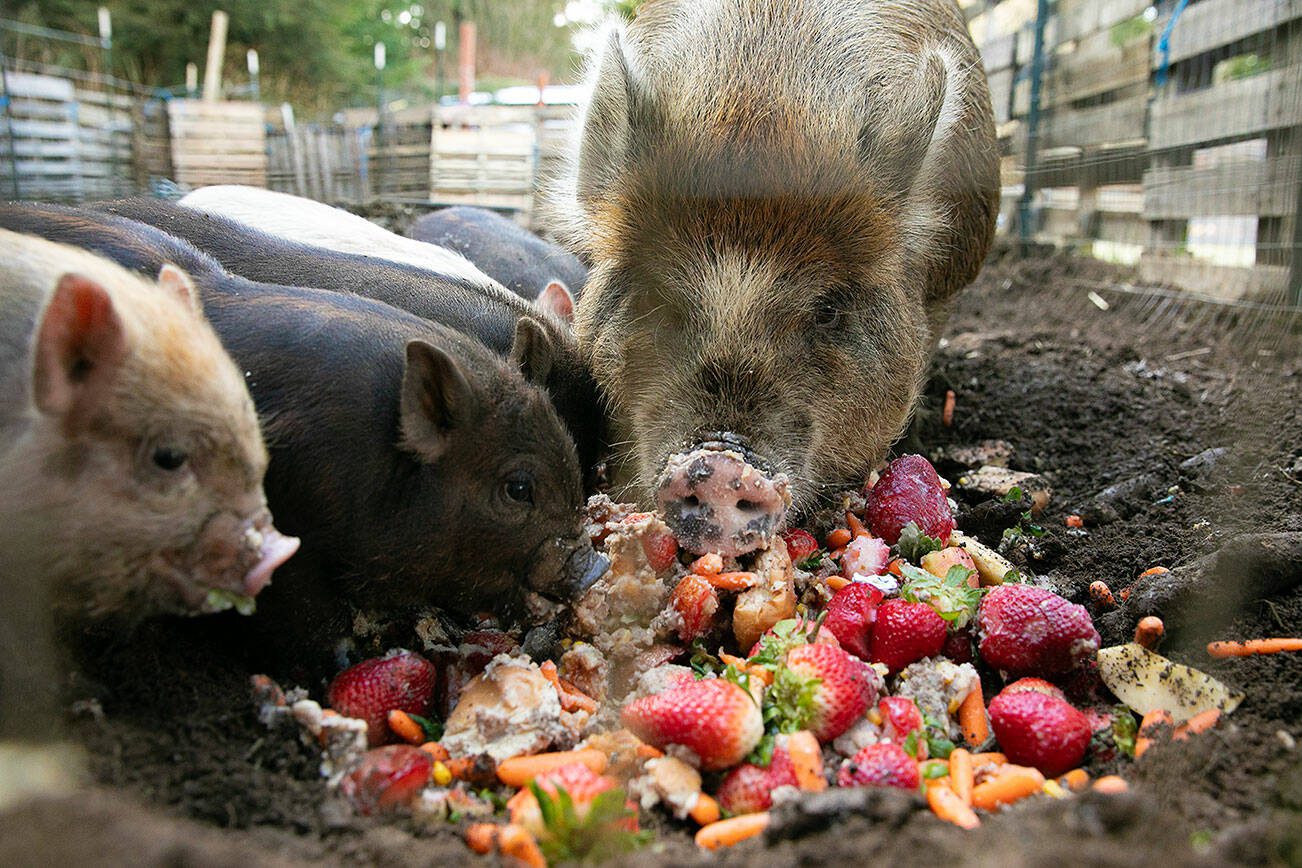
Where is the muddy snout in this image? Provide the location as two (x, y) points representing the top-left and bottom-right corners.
(528, 536), (610, 601)
(168, 509), (299, 613)
(655, 443), (791, 556)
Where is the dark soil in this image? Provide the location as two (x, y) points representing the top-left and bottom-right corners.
(3, 249), (1299, 867)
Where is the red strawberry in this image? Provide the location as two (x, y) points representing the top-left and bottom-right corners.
(836, 742), (920, 790)
(977, 585), (1101, 676)
(641, 528), (679, 573)
(1000, 677), (1066, 701)
(783, 529), (820, 564)
(941, 628), (974, 664)
(864, 454), (954, 546)
(328, 649), (437, 745)
(621, 678), (763, 770)
(780, 643), (880, 742)
(509, 761), (626, 834)
(747, 616), (840, 660)
(868, 598), (947, 673)
(878, 696), (924, 743)
(716, 747), (799, 814)
(841, 535), (891, 578)
(340, 744), (432, 815)
(671, 574), (719, 642)
(988, 690), (1091, 777)
(822, 584), (883, 660)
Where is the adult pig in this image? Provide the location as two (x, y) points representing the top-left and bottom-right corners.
(94, 198), (604, 476)
(0, 205), (606, 627)
(408, 206), (587, 311)
(0, 230), (297, 623)
(549, 0), (998, 554)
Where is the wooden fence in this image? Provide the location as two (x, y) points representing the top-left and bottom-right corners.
(972, 0), (1302, 303)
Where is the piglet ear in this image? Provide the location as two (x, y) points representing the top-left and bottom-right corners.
(400, 338), (475, 458)
(510, 316), (555, 385)
(534, 280), (574, 322)
(32, 273), (128, 432)
(156, 263), (201, 315)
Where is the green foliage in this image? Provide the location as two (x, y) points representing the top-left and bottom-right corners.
(763, 664), (821, 735)
(899, 563), (983, 629)
(896, 521), (944, 563)
(1214, 53), (1269, 84)
(747, 617), (823, 671)
(1112, 706), (1138, 757)
(529, 781), (650, 864)
(7, 0), (581, 112)
(1109, 14), (1153, 49)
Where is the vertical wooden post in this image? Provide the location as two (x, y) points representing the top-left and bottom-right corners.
(202, 11), (228, 102)
(282, 102), (307, 197)
(458, 21), (476, 104)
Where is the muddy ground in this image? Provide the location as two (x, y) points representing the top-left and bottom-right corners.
(2, 248), (1299, 867)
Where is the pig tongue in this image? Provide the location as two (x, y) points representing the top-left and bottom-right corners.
(242, 529), (300, 596)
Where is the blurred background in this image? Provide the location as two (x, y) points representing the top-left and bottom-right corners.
(0, 0), (1299, 307)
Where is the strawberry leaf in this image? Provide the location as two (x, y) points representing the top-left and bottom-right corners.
(902, 729), (921, 758)
(763, 664), (821, 734)
(530, 781), (649, 864)
(406, 712), (442, 742)
(1112, 706), (1138, 757)
(797, 551), (828, 571)
(899, 564), (983, 629)
(896, 521), (944, 563)
(745, 732), (777, 767)
(746, 619), (806, 671)
(689, 641), (722, 677)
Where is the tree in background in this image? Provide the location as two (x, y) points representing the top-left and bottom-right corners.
(5, 0), (582, 112)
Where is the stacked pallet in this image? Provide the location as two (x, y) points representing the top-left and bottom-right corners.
(166, 99), (266, 189)
(1142, 0), (1302, 301)
(0, 71), (132, 202)
(431, 104), (536, 215)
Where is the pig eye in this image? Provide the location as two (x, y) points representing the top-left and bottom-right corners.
(152, 446), (189, 471)
(815, 303), (845, 329)
(504, 474), (535, 504)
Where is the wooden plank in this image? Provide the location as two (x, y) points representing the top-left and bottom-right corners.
(1163, 0), (1302, 65)
(979, 32), (1017, 74)
(1138, 255), (1289, 302)
(1040, 92), (1148, 150)
(167, 99), (264, 121)
(1055, 0), (1150, 44)
(6, 119), (77, 140)
(1045, 27), (1150, 107)
(1, 71), (75, 101)
(1142, 156), (1301, 219)
(987, 68), (1015, 125)
(1149, 65), (1301, 149)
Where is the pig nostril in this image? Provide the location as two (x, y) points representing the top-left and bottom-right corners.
(735, 498), (759, 513)
(683, 494), (700, 508)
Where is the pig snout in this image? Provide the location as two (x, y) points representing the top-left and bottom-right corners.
(655, 441), (791, 557)
(156, 509), (299, 613)
(527, 537), (610, 601)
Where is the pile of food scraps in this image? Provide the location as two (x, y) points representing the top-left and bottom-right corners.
(248, 451), (1279, 865)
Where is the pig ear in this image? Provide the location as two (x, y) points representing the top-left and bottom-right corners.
(156, 264), (201, 315)
(510, 316), (555, 385)
(856, 49), (950, 197)
(400, 339), (476, 456)
(534, 280), (574, 322)
(577, 25), (645, 205)
(32, 274), (129, 431)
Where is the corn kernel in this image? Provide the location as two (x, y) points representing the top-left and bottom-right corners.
(432, 761), (453, 786)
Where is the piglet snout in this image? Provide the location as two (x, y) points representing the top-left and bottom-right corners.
(656, 446), (790, 556)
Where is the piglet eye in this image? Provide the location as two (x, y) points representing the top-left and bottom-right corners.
(815, 303), (844, 329)
(504, 475), (534, 504)
(152, 446), (188, 471)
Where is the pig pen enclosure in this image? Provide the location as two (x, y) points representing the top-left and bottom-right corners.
(2, 1), (1302, 867)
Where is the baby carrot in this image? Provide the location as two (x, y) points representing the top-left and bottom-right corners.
(1057, 768), (1090, 792)
(496, 749), (608, 787)
(635, 742), (664, 759)
(1135, 709), (1173, 759)
(942, 389), (956, 428)
(969, 752), (1007, 767)
(786, 730), (827, 792)
(948, 747), (974, 806)
(845, 512), (870, 539)
(1139, 566), (1170, 578)
(689, 793), (721, 826)
(464, 823), (499, 854)
(1207, 638), (1302, 657)
(690, 553), (724, 576)
(387, 709), (426, 745)
(827, 576), (851, 591)
(708, 571), (759, 591)
(971, 766), (1045, 811)
(1092, 775), (1129, 794)
(1088, 581), (1116, 608)
(695, 812), (770, 849)
(1134, 616), (1165, 649)
(826, 528), (853, 549)
(958, 683), (990, 747)
(927, 779), (980, 829)
(498, 824), (547, 868)
(1173, 709), (1220, 740)
(1065, 514), (1084, 528)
